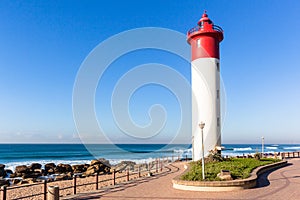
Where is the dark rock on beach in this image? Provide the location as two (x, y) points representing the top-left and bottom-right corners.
(0, 179), (9, 187)
(54, 173), (72, 181)
(111, 161), (136, 172)
(15, 165), (30, 174)
(5, 169), (13, 175)
(11, 163), (43, 179)
(72, 164), (89, 173)
(84, 159), (111, 176)
(54, 164), (73, 174)
(29, 163), (42, 170)
(45, 163), (56, 174)
(0, 164), (6, 178)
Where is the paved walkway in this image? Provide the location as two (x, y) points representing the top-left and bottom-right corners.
(65, 159), (300, 200)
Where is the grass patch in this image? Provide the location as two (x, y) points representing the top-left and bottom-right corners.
(181, 158), (280, 181)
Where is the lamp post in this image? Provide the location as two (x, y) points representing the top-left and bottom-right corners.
(261, 136), (264, 158)
(199, 122), (205, 180)
(192, 135), (194, 161)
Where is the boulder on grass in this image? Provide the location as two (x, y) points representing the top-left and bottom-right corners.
(217, 170), (232, 181)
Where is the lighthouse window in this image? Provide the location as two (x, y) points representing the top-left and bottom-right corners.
(217, 90), (220, 99)
(216, 63), (220, 72)
(217, 117), (220, 127)
(197, 39), (201, 48)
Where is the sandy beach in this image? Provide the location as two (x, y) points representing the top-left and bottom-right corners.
(3, 166), (165, 200)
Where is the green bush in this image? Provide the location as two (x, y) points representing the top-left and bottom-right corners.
(254, 152), (261, 160)
(181, 158), (279, 181)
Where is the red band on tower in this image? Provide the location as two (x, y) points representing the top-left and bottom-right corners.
(187, 12), (224, 60)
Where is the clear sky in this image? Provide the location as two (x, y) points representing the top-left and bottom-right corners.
(1, 0), (300, 144)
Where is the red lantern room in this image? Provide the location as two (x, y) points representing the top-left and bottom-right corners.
(187, 11), (224, 60)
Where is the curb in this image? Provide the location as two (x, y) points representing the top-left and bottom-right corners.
(172, 160), (288, 191)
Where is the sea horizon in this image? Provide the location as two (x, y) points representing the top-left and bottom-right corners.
(1, 143), (300, 171)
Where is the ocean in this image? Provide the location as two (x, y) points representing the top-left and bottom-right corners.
(0, 143), (300, 171)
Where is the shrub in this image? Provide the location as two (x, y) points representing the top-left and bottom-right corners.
(181, 158), (278, 181)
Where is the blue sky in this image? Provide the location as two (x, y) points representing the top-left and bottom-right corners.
(0, 0), (300, 144)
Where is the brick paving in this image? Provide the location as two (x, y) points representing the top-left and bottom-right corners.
(65, 158), (300, 200)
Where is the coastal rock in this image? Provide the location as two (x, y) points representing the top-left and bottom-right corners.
(12, 178), (22, 185)
(18, 179), (29, 185)
(0, 164), (6, 178)
(54, 164), (73, 174)
(90, 160), (102, 166)
(54, 174), (71, 181)
(47, 168), (54, 174)
(91, 159), (110, 167)
(5, 169), (13, 175)
(34, 168), (43, 174)
(29, 163), (42, 170)
(15, 165), (29, 174)
(12, 164), (43, 179)
(22, 172), (41, 179)
(0, 179), (9, 187)
(45, 163), (56, 169)
(84, 162), (110, 176)
(98, 158), (110, 166)
(111, 161), (136, 172)
(45, 163), (56, 174)
(72, 164), (88, 173)
(23, 178), (36, 184)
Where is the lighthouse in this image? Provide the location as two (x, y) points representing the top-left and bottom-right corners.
(187, 11), (224, 161)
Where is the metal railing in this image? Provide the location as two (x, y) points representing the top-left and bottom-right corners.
(0, 155), (189, 200)
(187, 25), (223, 35)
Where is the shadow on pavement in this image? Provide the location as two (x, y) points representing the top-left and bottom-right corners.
(255, 163), (292, 188)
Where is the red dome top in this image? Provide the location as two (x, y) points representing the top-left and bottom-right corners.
(198, 11), (212, 25)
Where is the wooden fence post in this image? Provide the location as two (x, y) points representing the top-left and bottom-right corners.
(73, 174), (77, 195)
(43, 180), (47, 200)
(126, 169), (129, 181)
(96, 172), (99, 190)
(47, 186), (59, 200)
(113, 169), (116, 185)
(138, 165), (141, 178)
(2, 186), (7, 200)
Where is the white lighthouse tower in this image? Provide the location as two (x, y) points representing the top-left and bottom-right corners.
(187, 11), (224, 161)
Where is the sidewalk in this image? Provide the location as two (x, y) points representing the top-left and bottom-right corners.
(65, 158), (300, 200)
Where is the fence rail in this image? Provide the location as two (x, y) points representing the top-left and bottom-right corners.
(0, 155), (184, 200)
(281, 151), (300, 159)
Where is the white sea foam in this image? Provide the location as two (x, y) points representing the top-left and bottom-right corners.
(233, 147), (252, 151)
(173, 148), (192, 154)
(266, 146), (278, 150)
(283, 146), (300, 150)
(222, 152), (255, 157)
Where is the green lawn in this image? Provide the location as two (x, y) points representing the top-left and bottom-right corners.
(181, 158), (280, 181)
